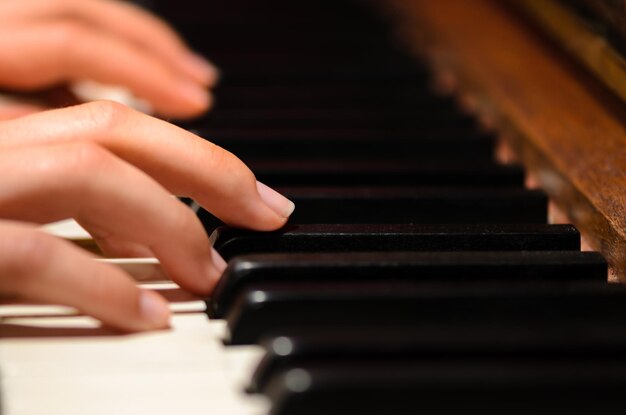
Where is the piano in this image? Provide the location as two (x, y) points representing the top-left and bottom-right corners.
(1, 0), (625, 413)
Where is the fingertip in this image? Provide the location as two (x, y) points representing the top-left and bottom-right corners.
(182, 53), (220, 87)
(256, 181), (296, 219)
(201, 249), (227, 295)
(199, 248), (227, 295)
(178, 80), (211, 111)
(162, 83), (212, 119)
(211, 248), (227, 274)
(139, 290), (171, 329)
(215, 181), (294, 232)
(205, 91), (215, 112)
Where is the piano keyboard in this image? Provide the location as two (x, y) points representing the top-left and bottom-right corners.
(1, 0), (623, 413)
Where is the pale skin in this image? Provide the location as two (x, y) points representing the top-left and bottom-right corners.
(0, 1), (295, 331)
(0, 0), (217, 119)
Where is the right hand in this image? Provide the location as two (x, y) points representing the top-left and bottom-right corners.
(0, 101), (295, 332)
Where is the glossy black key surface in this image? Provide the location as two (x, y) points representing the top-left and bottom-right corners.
(197, 43), (413, 70)
(156, 0), (387, 27)
(182, 26), (399, 53)
(216, 60), (424, 86)
(251, 324), (626, 393)
(208, 251), (604, 319)
(199, 188), (548, 232)
(211, 224), (580, 260)
(196, 108), (476, 129)
(196, 128), (494, 163)
(211, 85), (448, 109)
(264, 359), (626, 415)
(285, 187), (548, 223)
(247, 161), (524, 187)
(225, 282), (621, 345)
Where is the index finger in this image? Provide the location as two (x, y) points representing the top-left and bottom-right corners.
(0, 102), (295, 231)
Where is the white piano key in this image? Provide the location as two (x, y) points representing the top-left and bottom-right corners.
(70, 80), (154, 115)
(0, 305), (78, 318)
(40, 219), (91, 241)
(0, 294), (267, 415)
(100, 258), (169, 282)
(3, 373), (269, 415)
(224, 345), (267, 390)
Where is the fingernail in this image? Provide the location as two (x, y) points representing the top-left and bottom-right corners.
(140, 291), (170, 328)
(256, 181), (295, 218)
(178, 80), (210, 110)
(183, 53), (220, 86)
(211, 248), (228, 274)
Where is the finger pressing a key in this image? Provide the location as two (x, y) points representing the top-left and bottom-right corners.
(0, 220), (171, 332)
(0, 141), (225, 295)
(0, 102), (295, 231)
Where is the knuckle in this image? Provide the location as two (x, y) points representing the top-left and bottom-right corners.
(227, 163), (257, 196)
(207, 144), (255, 189)
(81, 100), (130, 133)
(202, 141), (229, 172)
(188, 142), (256, 202)
(170, 202), (203, 236)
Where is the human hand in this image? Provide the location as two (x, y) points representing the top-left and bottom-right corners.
(0, 0), (216, 119)
(0, 101), (295, 331)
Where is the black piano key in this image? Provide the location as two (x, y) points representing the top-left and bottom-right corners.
(251, 323), (626, 394)
(194, 108), (476, 129)
(215, 61), (429, 86)
(211, 224), (580, 260)
(189, 34), (404, 59)
(284, 187), (548, 224)
(177, 22), (404, 49)
(210, 51), (410, 68)
(264, 359), (626, 415)
(224, 279), (617, 346)
(198, 188), (548, 232)
(209, 251), (605, 319)
(224, 281), (620, 345)
(185, 27), (395, 47)
(197, 129), (495, 163)
(211, 85), (452, 110)
(247, 161), (524, 187)
(159, 0), (388, 28)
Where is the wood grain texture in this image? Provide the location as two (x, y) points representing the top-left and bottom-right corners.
(510, 0), (626, 104)
(570, 0), (626, 45)
(387, 0), (626, 279)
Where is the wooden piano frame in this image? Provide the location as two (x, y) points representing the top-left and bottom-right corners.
(388, 0), (626, 281)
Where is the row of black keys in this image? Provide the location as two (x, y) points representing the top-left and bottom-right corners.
(162, 1), (623, 414)
(203, 221), (624, 415)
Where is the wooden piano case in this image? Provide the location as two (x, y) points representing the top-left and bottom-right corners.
(387, 0), (626, 280)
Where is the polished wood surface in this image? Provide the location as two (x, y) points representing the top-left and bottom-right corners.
(511, 0), (626, 103)
(571, 0), (626, 46)
(388, 0), (626, 280)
